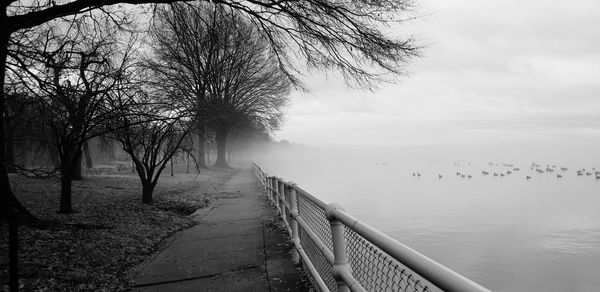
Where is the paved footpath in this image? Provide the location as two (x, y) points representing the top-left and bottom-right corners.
(129, 168), (308, 291)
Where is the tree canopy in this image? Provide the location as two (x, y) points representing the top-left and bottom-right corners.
(149, 3), (290, 167)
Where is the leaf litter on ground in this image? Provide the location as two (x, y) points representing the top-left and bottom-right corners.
(0, 168), (237, 291)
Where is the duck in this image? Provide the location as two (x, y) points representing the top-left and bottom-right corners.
(526, 175), (531, 179)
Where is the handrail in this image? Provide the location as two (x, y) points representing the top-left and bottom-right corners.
(330, 207), (491, 292)
(292, 184), (329, 210)
(253, 162), (491, 292)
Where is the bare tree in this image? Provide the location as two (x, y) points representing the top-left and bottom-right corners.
(1, 0), (418, 220)
(150, 3), (290, 168)
(6, 14), (138, 213)
(144, 4), (214, 171)
(109, 83), (194, 204)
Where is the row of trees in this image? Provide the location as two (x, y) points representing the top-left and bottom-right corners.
(1, 0), (419, 224)
(6, 3), (290, 210)
(148, 4), (289, 170)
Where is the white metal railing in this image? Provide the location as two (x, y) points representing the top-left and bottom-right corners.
(253, 162), (492, 292)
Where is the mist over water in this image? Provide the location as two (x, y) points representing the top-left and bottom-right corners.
(254, 143), (600, 292)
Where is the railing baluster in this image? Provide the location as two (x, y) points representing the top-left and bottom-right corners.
(281, 181), (289, 230)
(271, 177), (277, 205)
(273, 178), (280, 212)
(326, 203), (351, 292)
(269, 177), (273, 203)
(277, 180), (283, 216)
(288, 183), (300, 264)
(267, 176), (271, 202)
(271, 176), (274, 203)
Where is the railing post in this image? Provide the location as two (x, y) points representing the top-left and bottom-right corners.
(265, 176), (270, 201)
(279, 180), (287, 224)
(274, 178), (281, 213)
(271, 177), (278, 206)
(288, 183), (300, 264)
(269, 177), (275, 203)
(264, 175), (269, 197)
(264, 174), (268, 195)
(326, 203), (351, 292)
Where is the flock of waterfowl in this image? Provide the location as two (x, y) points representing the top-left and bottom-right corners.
(411, 162), (600, 180)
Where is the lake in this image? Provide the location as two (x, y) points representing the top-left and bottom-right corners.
(254, 145), (600, 292)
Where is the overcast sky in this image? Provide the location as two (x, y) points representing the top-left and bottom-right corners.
(275, 0), (600, 151)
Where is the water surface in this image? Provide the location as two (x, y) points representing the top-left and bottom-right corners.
(255, 146), (600, 292)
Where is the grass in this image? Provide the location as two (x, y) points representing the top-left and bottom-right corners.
(0, 167), (238, 291)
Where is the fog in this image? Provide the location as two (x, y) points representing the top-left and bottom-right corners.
(253, 144), (600, 292)
(275, 0), (600, 150)
(255, 141), (600, 182)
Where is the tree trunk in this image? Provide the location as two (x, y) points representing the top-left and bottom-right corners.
(196, 131), (207, 170)
(6, 135), (15, 173)
(170, 157), (174, 177)
(142, 182), (156, 205)
(83, 140), (93, 169)
(59, 144), (79, 213)
(186, 152), (190, 174)
(59, 170), (74, 213)
(214, 126), (229, 168)
(0, 27), (37, 224)
(71, 151), (83, 180)
(0, 25), (10, 218)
